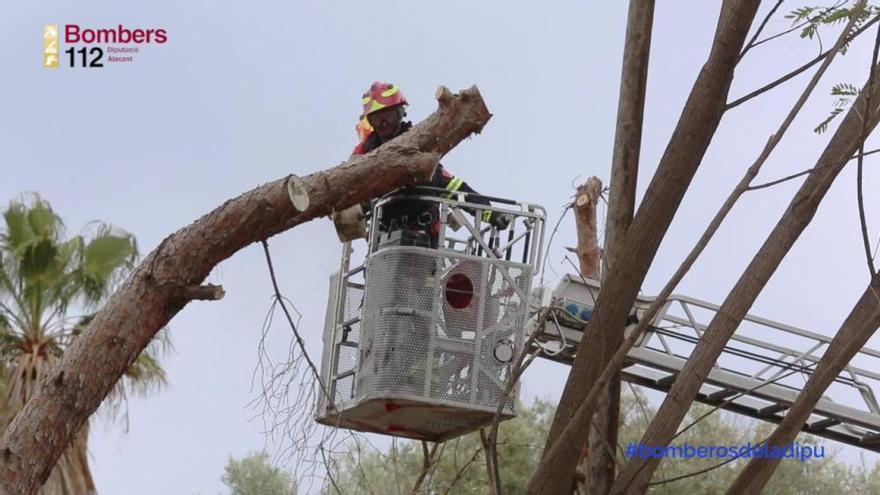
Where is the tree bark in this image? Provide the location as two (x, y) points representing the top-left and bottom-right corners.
(533, 6), (861, 491)
(529, 3), (759, 493)
(0, 86), (492, 495)
(572, 177), (602, 493)
(611, 63), (880, 495)
(573, 178), (603, 280)
(586, 2), (654, 493)
(726, 280), (880, 494)
(603, 0), (652, 277)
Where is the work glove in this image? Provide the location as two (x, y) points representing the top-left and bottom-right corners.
(489, 212), (512, 230)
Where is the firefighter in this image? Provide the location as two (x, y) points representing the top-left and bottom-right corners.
(350, 82), (512, 394)
(352, 81), (510, 247)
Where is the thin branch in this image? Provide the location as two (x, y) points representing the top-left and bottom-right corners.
(727, 12), (880, 110)
(442, 445), (483, 495)
(353, 435), (378, 495)
(479, 429), (501, 495)
(872, 232), (880, 261)
(319, 444), (343, 495)
(747, 164), (822, 191)
(260, 240), (335, 408)
(646, 451), (743, 487)
(857, 20), (880, 278)
(539, 205), (573, 289)
(747, 145), (880, 192)
(858, 153), (873, 277)
(746, 1), (846, 53)
(482, 320), (543, 495)
(673, 361), (816, 442)
(391, 438), (403, 495)
(739, 0), (786, 61)
(626, 383), (672, 483)
(410, 441), (440, 495)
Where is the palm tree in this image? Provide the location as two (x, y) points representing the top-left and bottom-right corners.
(0, 194), (168, 494)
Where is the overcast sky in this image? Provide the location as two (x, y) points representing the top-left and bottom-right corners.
(4, 1), (880, 494)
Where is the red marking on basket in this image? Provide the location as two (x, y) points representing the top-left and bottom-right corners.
(385, 401), (402, 412)
(445, 273), (474, 309)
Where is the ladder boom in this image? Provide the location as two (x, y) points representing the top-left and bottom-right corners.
(529, 275), (880, 452)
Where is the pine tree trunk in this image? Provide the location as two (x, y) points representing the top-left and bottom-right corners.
(0, 86), (491, 495)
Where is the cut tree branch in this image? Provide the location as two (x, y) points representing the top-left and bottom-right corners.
(177, 284), (225, 301)
(0, 85), (492, 495)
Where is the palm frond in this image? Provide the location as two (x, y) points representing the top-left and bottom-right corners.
(0, 194), (157, 494)
(78, 223), (137, 307)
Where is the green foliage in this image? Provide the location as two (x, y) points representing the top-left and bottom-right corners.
(327, 399), (554, 495)
(786, 6), (818, 24)
(618, 392), (863, 495)
(222, 452), (298, 495)
(814, 107), (846, 134)
(831, 82), (860, 95)
(327, 389), (880, 494)
(0, 193), (168, 494)
(784, 2), (880, 54)
(815, 82), (862, 134)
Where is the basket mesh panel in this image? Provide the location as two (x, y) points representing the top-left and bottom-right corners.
(317, 273), (340, 415)
(359, 247), (530, 417)
(319, 246), (532, 437)
(335, 374), (355, 403)
(430, 350), (474, 403)
(343, 283), (364, 323)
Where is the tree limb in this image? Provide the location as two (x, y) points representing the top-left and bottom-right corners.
(528, 3), (761, 493)
(611, 5), (879, 493)
(586, 0), (655, 490)
(724, 278), (880, 494)
(0, 85), (492, 495)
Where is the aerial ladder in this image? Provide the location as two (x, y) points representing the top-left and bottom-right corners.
(530, 275), (880, 453)
(316, 191), (880, 452)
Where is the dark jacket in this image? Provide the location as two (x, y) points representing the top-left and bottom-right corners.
(352, 120), (492, 235)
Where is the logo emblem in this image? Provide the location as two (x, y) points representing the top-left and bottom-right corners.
(44, 25), (59, 68)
